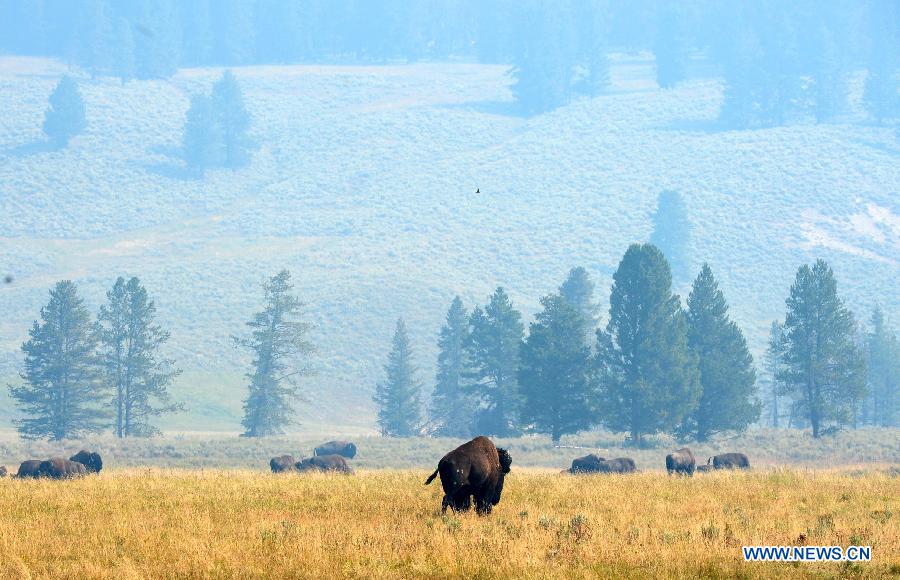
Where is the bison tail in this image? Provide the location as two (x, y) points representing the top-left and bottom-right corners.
(424, 468), (439, 485)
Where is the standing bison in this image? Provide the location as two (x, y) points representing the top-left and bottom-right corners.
(16, 460), (43, 478)
(665, 447), (696, 476)
(70, 450), (103, 474)
(425, 436), (512, 515)
(313, 441), (357, 459)
(569, 454), (605, 473)
(270, 455), (297, 473)
(711, 453), (750, 470)
(296, 454), (354, 474)
(38, 458), (87, 479)
(568, 455), (635, 474)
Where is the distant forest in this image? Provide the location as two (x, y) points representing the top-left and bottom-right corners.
(1, 0), (896, 120)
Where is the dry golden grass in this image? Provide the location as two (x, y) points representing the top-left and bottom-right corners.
(0, 469), (897, 579)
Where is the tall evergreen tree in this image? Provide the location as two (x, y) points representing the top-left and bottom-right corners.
(235, 270), (315, 437)
(719, 28), (765, 128)
(558, 266), (600, 345)
(211, 70), (252, 168)
(780, 260), (866, 437)
(678, 264), (758, 441)
(594, 244), (700, 445)
(99, 277), (182, 438)
(9, 281), (107, 440)
(811, 23), (847, 123)
(519, 294), (594, 442)
(182, 93), (225, 174)
(465, 287), (525, 436)
(134, 0), (180, 79)
(511, 1), (576, 114)
(42, 75), (86, 146)
(763, 320), (788, 428)
(374, 318), (423, 437)
(867, 306), (899, 427)
(654, 6), (689, 89)
(649, 190), (691, 284)
(430, 297), (474, 437)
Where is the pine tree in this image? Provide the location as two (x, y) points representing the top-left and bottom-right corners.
(134, 0), (180, 80)
(654, 6), (689, 89)
(867, 307), (899, 427)
(594, 244), (700, 445)
(719, 28), (764, 128)
(182, 93), (225, 174)
(811, 24), (847, 123)
(235, 270), (315, 437)
(99, 277), (182, 438)
(763, 321), (788, 428)
(374, 319), (423, 437)
(780, 260), (866, 437)
(430, 297), (474, 437)
(678, 264), (758, 441)
(9, 281), (107, 440)
(519, 294), (595, 442)
(511, 1), (576, 114)
(42, 75), (86, 146)
(558, 266), (600, 345)
(465, 287), (525, 436)
(211, 70), (252, 168)
(650, 190), (691, 284)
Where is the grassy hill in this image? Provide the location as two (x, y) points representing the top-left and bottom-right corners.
(0, 54), (897, 433)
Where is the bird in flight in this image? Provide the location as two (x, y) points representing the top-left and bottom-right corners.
(475, 188), (480, 194)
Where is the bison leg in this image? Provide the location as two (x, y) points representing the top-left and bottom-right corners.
(474, 494), (493, 515)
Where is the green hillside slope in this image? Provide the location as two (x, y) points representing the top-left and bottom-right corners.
(1, 55), (897, 432)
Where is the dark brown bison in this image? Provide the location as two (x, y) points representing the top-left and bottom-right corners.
(595, 457), (636, 474)
(424, 436), (512, 515)
(665, 447), (696, 476)
(569, 454), (605, 473)
(711, 453), (750, 470)
(296, 454), (354, 474)
(38, 458), (87, 479)
(270, 455), (297, 473)
(0, 466), (7, 477)
(16, 460), (43, 478)
(70, 450), (102, 474)
(313, 441), (357, 459)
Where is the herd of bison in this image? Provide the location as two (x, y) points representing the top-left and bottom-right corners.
(0, 437), (750, 515)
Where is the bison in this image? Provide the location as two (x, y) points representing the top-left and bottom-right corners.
(695, 464), (713, 473)
(569, 454), (605, 473)
(0, 466), (7, 477)
(313, 441), (357, 459)
(70, 450), (103, 474)
(270, 455), (297, 473)
(296, 454), (354, 474)
(665, 447), (696, 476)
(38, 458), (87, 479)
(16, 460), (43, 478)
(711, 453), (750, 470)
(424, 436), (512, 515)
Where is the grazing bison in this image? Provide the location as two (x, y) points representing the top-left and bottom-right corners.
(665, 447), (696, 476)
(595, 457), (637, 474)
(38, 458), (87, 479)
(569, 454), (605, 473)
(313, 441), (357, 459)
(296, 454), (354, 474)
(711, 453), (750, 470)
(424, 436), (512, 515)
(270, 455), (297, 473)
(70, 450), (102, 474)
(16, 460), (43, 478)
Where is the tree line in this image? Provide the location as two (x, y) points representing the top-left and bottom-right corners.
(375, 247), (898, 443)
(7, 252), (897, 442)
(2, 1), (894, 122)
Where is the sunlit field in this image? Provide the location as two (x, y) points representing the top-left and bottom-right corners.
(0, 469), (897, 578)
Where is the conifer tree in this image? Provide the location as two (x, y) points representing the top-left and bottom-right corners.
(867, 306), (899, 427)
(763, 321), (788, 428)
(650, 190), (691, 284)
(780, 260), (866, 437)
(559, 266), (600, 346)
(465, 288), (525, 436)
(182, 93), (225, 174)
(678, 264), (758, 441)
(594, 244), (700, 445)
(430, 297), (474, 437)
(211, 70), (252, 168)
(235, 270), (315, 437)
(654, 6), (688, 89)
(9, 281), (107, 440)
(511, 2), (576, 114)
(99, 277), (182, 437)
(519, 294), (594, 442)
(42, 75), (86, 146)
(374, 319), (423, 437)
(862, 1), (899, 125)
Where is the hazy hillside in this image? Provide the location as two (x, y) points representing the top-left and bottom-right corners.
(1, 54), (897, 433)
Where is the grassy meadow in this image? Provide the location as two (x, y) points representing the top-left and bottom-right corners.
(0, 468), (897, 578)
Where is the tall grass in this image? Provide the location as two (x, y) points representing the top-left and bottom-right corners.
(0, 469), (896, 578)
